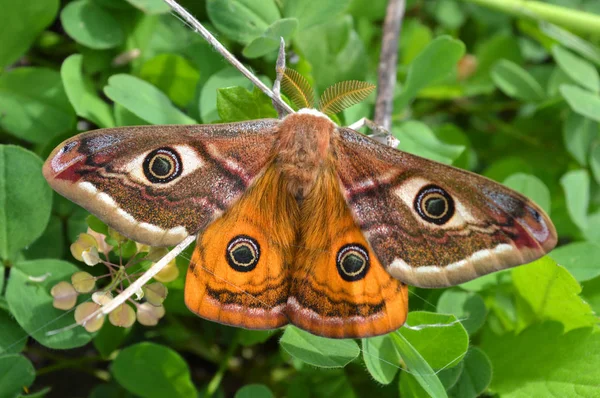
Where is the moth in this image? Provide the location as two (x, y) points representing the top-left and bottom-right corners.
(43, 74), (557, 339)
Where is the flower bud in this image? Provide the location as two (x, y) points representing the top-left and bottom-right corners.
(75, 302), (105, 332)
(153, 258), (179, 283)
(109, 304), (136, 328)
(108, 227), (127, 244)
(145, 247), (169, 262)
(143, 282), (168, 306)
(136, 303), (166, 326)
(70, 233), (98, 262)
(71, 272), (96, 293)
(50, 281), (77, 310)
(92, 291), (113, 306)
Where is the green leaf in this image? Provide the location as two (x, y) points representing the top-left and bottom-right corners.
(0, 309), (28, 354)
(434, 124), (475, 170)
(200, 68), (255, 123)
(125, 0), (170, 14)
(22, 215), (64, 260)
(436, 289), (487, 335)
(459, 269), (511, 292)
(482, 323), (600, 397)
(563, 112), (598, 166)
(552, 45), (600, 93)
(21, 386), (52, 398)
(483, 157), (533, 182)
(283, 0), (352, 30)
(398, 311), (469, 369)
(583, 210), (600, 244)
(393, 121), (465, 164)
(0, 146), (52, 260)
(362, 335), (401, 385)
(390, 332), (447, 398)
(279, 326), (359, 368)
(540, 22), (600, 67)
(61, 54), (115, 128)
(399, 373), (433, 398)
(0, 68), (75, 143)
(591, 143), (600, 185)
(560, 169), (589, 231)
(399, 365), (465, 398)
(395, 36), (465, 110)
(549, 242), (600, 282)
(243, 18), (298, 59)
(512, 257), (596, 332)
(206, 0), (280, 44)
(429, 0), (465, 30)
(139, 54), (200, 107)
(238, 329), (276, 347)
(581, 275), (600, 315)
(217, 87), (277, 122)
(0, 0), (59, 68)
(399, 20), (433, 66)
(503, 173), (551, 215)
(0, 354), (35, 398)
(104, 74), (196, 125)
(491, 60), (545, 102)
(468, 33), (523, 95)
(296, 16), (367, 93)
(448, 347), (492, 398)
(111, 342), (197, 398)
(86, 215), (108, 236)
(5, 260), (93, 349)
(60, 0), (124, 49)
(234, 384), (274, 398)
(114, 103), (149, 127)
(560, 84), (600, 122)
(93, 322), (130, 359)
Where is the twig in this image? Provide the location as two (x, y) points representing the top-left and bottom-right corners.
(163, 0), (294, 115)
(374, 0), (406, 132)
(465, 0), (600, 36)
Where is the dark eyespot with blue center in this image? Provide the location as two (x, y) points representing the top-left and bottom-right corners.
(336, 244), (370, 282)
(414, 185), (455, 225)
(226, 235), (260, 272)
(143, 147), (182, 183)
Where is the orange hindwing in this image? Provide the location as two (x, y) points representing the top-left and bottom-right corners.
(287, 160), (409, 338)
(185, 165), (298, 329)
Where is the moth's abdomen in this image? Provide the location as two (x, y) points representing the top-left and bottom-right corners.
(276, 110), (336, 198)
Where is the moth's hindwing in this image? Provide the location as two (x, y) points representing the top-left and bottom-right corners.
(185, 164), (297, 329)
(288, 159), (409, 338)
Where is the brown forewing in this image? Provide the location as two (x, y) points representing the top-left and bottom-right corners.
(333, 127), (557, 288)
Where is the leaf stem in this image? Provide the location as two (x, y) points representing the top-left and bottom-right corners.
(464, 0), (600, 36)
(206, 332), (240, 397)
(36, 354), (104, 377)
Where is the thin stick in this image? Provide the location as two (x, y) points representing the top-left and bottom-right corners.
(163, 0), (294, 115)
(374, 0), (406, 132)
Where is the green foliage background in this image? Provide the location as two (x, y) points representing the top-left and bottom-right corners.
(1, 0), (600, 397)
